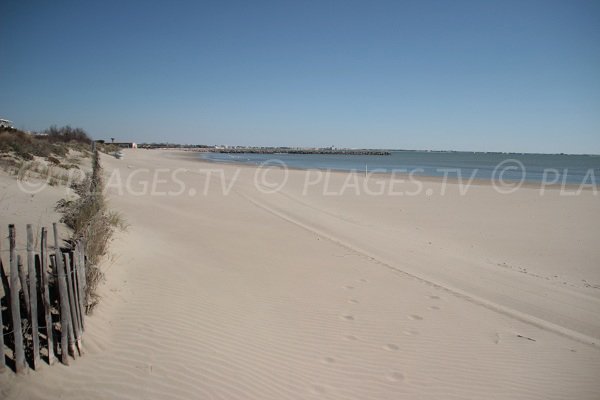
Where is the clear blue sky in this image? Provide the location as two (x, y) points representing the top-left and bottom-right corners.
(1, 0), (599, 153)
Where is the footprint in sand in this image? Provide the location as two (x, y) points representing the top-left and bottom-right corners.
(386, 371), (405, 382)
(344, 335), (359, 341)
(322, 357), (336, 364)
(403, 329), (419, 336)
(429, 305), (440, 310)
(344, 285), (355, 290)
(494, 332), (501, 344)
(348, 298), (359, 304)
(384, 343), (399, 351)
(341, 314), (355, 321)
(428, 295), (441, 300)
(358, 278), (368, 283)
(408, 314), (423, 321)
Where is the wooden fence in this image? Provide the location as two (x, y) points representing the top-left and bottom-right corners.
(0, 223), (86, 373)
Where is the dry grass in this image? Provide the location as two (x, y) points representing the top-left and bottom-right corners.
(97, 143), (121, 154)
(1, 128), (91, 189)
(12, 159), (81, 187)
(0, 126), (92, 162)
(56, 151), (126, 313)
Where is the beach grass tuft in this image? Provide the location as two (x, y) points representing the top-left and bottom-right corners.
(56, 150), (126, 313)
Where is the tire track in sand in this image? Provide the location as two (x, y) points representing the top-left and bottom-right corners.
(238, 189), (599, 348)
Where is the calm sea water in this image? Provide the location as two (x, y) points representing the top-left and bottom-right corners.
(200, 151), (600, 184)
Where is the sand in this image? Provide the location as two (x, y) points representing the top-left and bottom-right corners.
(1, 149), (599, 399)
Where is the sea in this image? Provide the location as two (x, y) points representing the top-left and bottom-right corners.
(200, 150), (600, 185)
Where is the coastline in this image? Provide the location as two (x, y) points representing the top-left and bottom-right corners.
(2, 148), (599, 399)
(170, 149), (596, 191)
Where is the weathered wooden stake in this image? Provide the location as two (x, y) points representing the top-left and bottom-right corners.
(72, 247), (84, 338)
(17, 255), (30, 315)
(53, 223), (70, 365)
(0, 247), (10, 307)
(79, 239), (87, 309)
(75, 242), (85, 331)
(64, 253), (81, 355)
(0, 235), (5, 373)
(40, 228), (55, 365)
(26, 225), (40, 369)
(63, 254), (76, 358)
(0, 276), (4, 373)
(9, 225), (26, 373)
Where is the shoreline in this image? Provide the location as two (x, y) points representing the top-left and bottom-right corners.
(168, 149), (596, 191)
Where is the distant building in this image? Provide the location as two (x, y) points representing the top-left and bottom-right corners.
(113, 142), (138, 149)
(0, 118), (14, 128)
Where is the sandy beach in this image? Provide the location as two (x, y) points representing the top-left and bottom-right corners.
(2, 148), (599, 399)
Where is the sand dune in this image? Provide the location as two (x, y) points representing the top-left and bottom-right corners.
(1, 149), (599, 399)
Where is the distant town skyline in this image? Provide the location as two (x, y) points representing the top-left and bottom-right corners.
(1, 0), (599, 154)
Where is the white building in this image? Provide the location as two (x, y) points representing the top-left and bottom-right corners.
(0, 118), (14, 129)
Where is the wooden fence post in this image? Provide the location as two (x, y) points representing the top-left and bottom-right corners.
(17, 255), (30, 315)
(0, 232), (5, 373)
(0, 242), (10, 306)
(75, 241), (85, 331)
(64, 253), (81, 355)
(53, 223), (71, 365)
(9, 225), (26, 373)
(0, 273), (4, 373)
(63, 253), (76, 358)
(81, 238), (87, 298)
(27, 224), (40, 369)
(40, 227), (55, 365)
(72, 247), (84, 336)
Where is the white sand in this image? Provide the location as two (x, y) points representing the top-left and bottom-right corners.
(1, 149), (599, 399)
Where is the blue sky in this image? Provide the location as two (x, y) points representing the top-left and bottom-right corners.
(1, 0), (599, 153)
